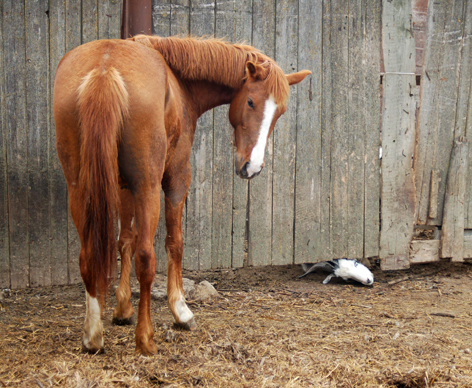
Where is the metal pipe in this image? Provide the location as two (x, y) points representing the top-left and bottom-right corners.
(121, 0), (152, 39)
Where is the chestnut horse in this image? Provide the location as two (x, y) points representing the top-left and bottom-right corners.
(53, 34), (310, 355)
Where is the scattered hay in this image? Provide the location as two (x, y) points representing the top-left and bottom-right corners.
(1, 262), (472, 387)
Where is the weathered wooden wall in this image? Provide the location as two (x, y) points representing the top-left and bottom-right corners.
(410, 0), (472, 267)
(2, 0), (472, 289)
(0, 0), (122, 289)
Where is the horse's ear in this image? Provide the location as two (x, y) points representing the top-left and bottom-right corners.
(286, 70), (311, 85)
(246, 61), (268, 80)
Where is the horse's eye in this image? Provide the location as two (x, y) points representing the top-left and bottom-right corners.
(247, 98), (254, 109)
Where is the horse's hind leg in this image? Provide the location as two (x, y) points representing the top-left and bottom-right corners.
(56, 124), (105, 353)
(69, 187), (105, 353)
(133, 188), (162, 355)
(113, 188), (136, 325)
(121, 135), (166, 355)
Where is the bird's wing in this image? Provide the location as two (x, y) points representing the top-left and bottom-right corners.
(299, 262), (336, 279)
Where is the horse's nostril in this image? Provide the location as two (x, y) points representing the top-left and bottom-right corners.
(241, 162), (249, 178)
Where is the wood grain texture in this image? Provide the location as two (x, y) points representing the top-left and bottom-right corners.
(247, 0), (275, 267)
(271, 0), (298, 266)
(26, 0), (51, 287)
(459, 2), (472, 228)
(67, 0), (83, 284)
(170, 0), (189, 35)
(441, 137), (468, 261)
(49, 0), (70, 286)
(184, 0), (215, 270)
(5, 0), (30, 288)
(152, 0), (171, 273)
(415, 0), (466, 226)
(212, 0), (251, 269)
(380, 0), (416, 270)
(211, 1), (235, 269)
(363, 0), (381, 258)
(320, 0), (334, 261)
(82, 0), (99, 44)
(228, 0), (252, 269)
(409, 240), (440, 264)
(6, 0), (472, 287)
(293, 0), (322, 265)
(330, 0), (349, 259)
(0, 0), (10, 289)
(428, 169), (439, 219)
(152, 0), (170, 36)
(462, 235), (472, 259)
(170, 0), (189, 270)
(98, 0), (122, 40)
(347, 0), (366, 259)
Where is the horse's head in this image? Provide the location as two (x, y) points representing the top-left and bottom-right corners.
(229, 61), (311, 179)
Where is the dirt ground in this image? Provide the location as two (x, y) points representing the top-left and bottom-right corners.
(1, 260), (472, 387)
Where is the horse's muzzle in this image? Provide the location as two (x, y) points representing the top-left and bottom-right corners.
(237, 162), (262, 180)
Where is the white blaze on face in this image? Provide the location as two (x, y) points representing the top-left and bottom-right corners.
(247, 97), (277, 178)
(83, 291), (104, 350)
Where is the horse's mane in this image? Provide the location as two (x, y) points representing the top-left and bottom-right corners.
(131, 35), (290, 105)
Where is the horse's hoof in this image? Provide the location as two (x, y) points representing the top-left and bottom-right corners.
(81, 344), (105, 354)
(112, 316), (135, 326)
(173, 317), (197, 331)
(135, 339), (157, 356)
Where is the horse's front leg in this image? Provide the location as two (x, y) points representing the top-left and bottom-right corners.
(163, 171), (196, 330)
(113, 188), (136, 325)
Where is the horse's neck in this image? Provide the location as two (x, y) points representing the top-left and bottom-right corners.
(185, 80), (236, 118)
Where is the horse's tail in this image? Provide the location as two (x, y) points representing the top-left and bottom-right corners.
(77, 67), (129, 301)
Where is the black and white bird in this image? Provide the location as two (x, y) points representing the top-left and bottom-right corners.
(299, 259), (374, 286)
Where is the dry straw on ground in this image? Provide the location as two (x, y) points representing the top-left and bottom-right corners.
(1, 261), (472, 387)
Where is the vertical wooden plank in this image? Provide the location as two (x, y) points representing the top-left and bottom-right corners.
(346, 0), (365, 259)
(170, 0), (190, 36)
(248, 0), (275, 267)
(212, 0), (251, 269)
(329, 0), (349, 259)
(229, 2), (252, 269)
(184, 0), (215, 270)
(66, 0), (81, 51)
(380, 0), (416, 270)
(152, 0), (171, 273)
(0, 0), (11, 289)
(320, 0), (334, 261)
(66, 0), (83, 284)
(152, 0), (170, 36)
(271, 0), (298, 266)
(293, 0), (322, 265)
(25, 0), (50, 287)
(363, 0), (381, 258)
(458, 2), (472, 228)
(412, 0), (429, 76)
(415, 0), (466, 226)
(82, 0), (99, 44)
(441, 137), (468, 261)
(49, 0), (69, 286)
(4, 0), (29, 288)
(98, 0), (122, 40)
(428, 170), (439, 219)
(158, 0), (190, 272)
